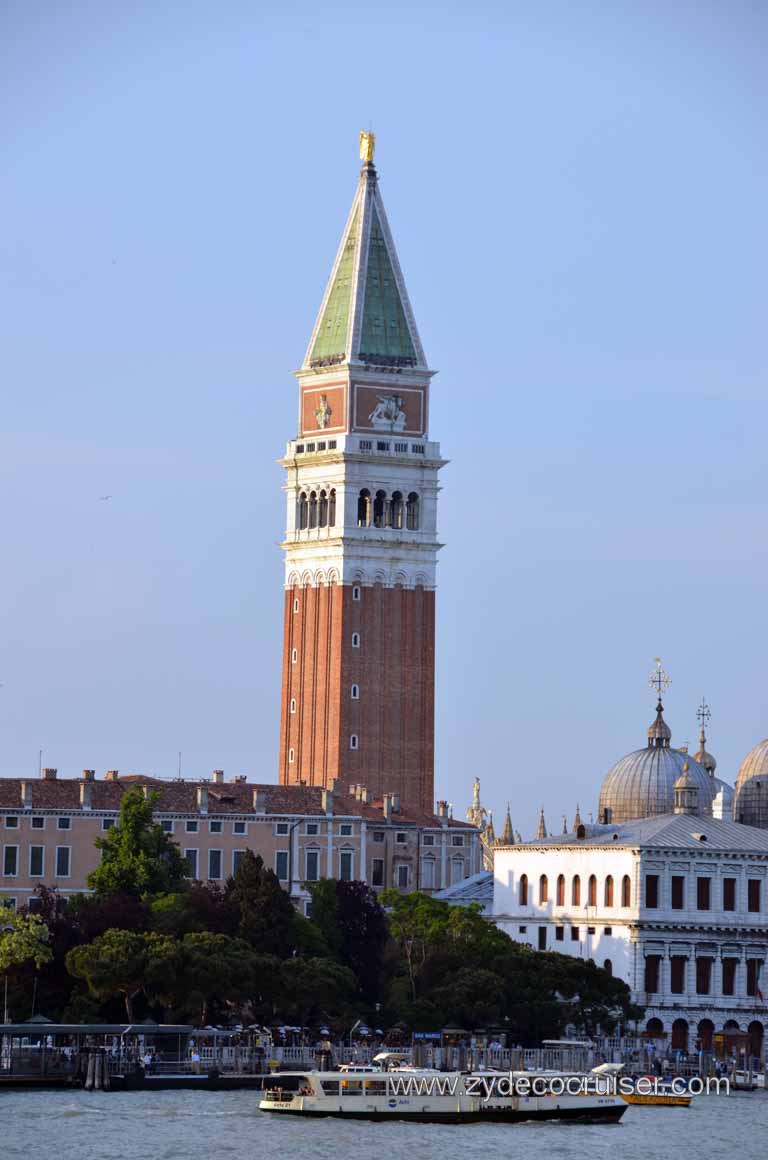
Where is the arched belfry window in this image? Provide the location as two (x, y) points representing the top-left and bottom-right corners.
(539, 874), (548, 904)
(556, 874), (565, 906)
(604, 875), (614, 907)
(406, 492), (420, 530)
(297, 492), (308, 530)
(572, 875), (581, 906)
(308, 491), (318, 529)
(328, 488), (336, 527)
(519, 874), (528, 906)
(588, 874), (597, 907)
(390, 491), (403, 529)
(318, 489), (328, 528)
(373, 490), (387, 528)
(357, 489), (371, 527)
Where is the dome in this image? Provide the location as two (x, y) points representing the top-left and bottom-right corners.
(598, 701), (715, 823)
(733, 738), (768, 828)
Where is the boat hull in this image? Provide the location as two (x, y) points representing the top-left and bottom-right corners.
(261, 1101), (627, 1124)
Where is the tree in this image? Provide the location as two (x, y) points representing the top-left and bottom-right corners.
(67, 891), (150, 940)
(380, 890), (452, 1000)
(0, 909), (53, 972)
(173, 933), (258, 1024)
(224, 851), (296, 957)
(150, 885), (236, 938)
(280, 957), (358, 1026)
(66, 929), (176, 1020)
(310, 879), (388, 1001)
(87, 786), (188, 899)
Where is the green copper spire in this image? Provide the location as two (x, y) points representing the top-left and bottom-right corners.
(310, 207), (358, 364)
(358, 205), (417, 363)
(304, 144), (426, 371)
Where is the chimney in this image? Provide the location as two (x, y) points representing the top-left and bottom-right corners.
(212, 769), (225, 785)
(383, 793), (393, 821)
(390, 792), (400, 814)
(321, 787), (334, 814)
(436, 799), (449, 819)
(105, 770), (120, 782)
(20, 781), (32, 809)
(80, 780), (93, 810)
(329, 778), (339, 794)
(42, 767), (57, 781)
(253, 787), (267, 812)
(233, 774), (247, 784)
(196, 784), (208, 814)
(82, 769), (96, 781)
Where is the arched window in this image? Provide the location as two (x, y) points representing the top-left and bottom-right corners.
(288, 748), (295, 763)
(308, 490), (318, 528)
(291, 648), (297, 664)
(539, 874), (548, 904)
(556, 874), (565, 906)
(604, 875), (614, 907)
(350, 684), (360, 700)
(373, 489), (387, 528)
(297, 492), (308, 530)
(406, 491), (420, 530)
(289, 698), (296, 714)
(603, 959), (613, 976)
(318, 489), (328, 527)
(328, 488), (336, 527)
(351, 632), (360, 648)
(357, 489), (371, 527)
(293, 597), (299, 613)
(349, 734), (359, 750)
(572, 875), (581, 906)
(519, 874), (528, 906)
(622, 874), (631, 907)
(390, 491), (404, 529)
(588, 874), (597, 907)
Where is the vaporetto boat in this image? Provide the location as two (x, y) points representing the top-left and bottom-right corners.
(259, 1068), (627, 1123)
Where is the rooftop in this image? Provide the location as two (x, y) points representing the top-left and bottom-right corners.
(498, 812), (768, 853)
(0, 774), (473, 828)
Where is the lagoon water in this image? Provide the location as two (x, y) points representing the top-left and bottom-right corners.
(5, 1089), (767, 1160)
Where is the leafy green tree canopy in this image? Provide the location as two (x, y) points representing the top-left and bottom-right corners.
(0, 908), (53, 972)
(87, 786), (189, 899)
(225, 851), (297, 957)
(66, 928), (176, 1020)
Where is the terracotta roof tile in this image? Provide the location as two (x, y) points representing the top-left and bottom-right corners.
(0, 776), (476, 830)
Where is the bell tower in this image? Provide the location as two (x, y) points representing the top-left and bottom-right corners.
(277, 134), (445, 812)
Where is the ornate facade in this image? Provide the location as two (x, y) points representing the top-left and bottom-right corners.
(493, 812), (768, 1057)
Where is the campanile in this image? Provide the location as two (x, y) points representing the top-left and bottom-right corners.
(277, 134), (444, 813)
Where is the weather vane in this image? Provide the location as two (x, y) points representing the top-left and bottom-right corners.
(648, 657), (671, 699)
(697, 697), (711, 729)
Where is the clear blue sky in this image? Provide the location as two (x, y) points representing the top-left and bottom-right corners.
(1, 0), (766, 834)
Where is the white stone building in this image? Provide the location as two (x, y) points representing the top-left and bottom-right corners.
(493, 808), (768, 1057)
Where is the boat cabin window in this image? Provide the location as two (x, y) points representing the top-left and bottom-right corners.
(340, 1079), (363, 1095)
(365, 1080), (388, 1095)
(320, 1080), (340, 1095)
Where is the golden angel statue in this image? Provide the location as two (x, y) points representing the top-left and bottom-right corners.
(359, 131), (375, 163)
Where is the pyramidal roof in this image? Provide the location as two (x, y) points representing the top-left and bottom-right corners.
(303, 151), (427, 372)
